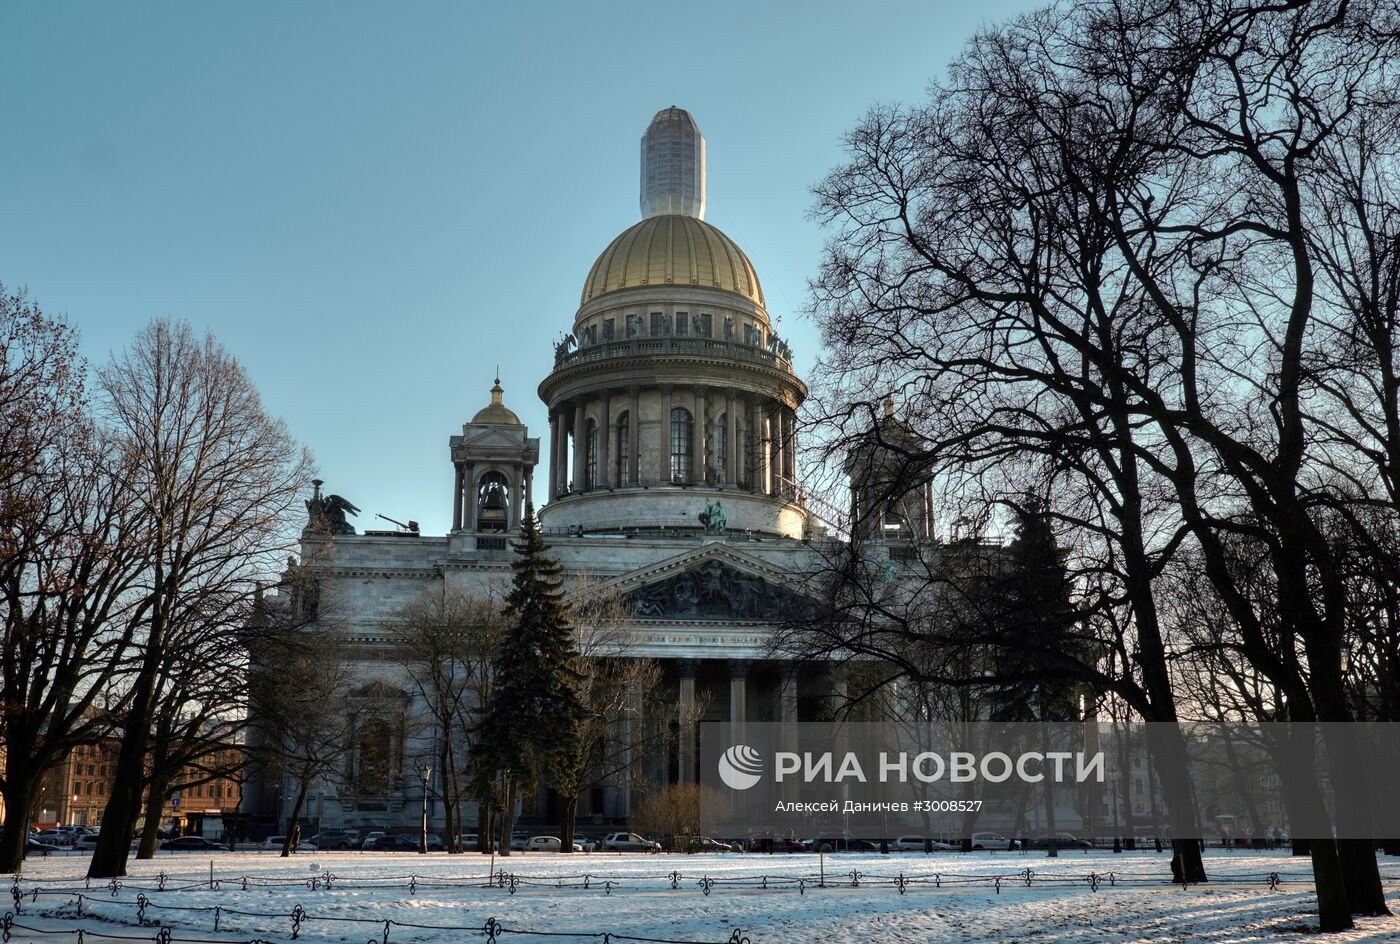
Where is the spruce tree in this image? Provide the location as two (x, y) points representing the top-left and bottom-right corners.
(471, 504), (583, 855)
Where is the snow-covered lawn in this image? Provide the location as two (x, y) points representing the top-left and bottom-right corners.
(5, 849), (1399, 943)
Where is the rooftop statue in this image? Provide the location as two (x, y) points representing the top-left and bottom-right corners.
(305, 480), (360, 535)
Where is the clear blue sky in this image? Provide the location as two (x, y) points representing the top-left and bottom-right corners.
(1, 0), (1036, 536)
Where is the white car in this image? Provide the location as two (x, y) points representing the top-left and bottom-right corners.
(262, 836), (316, 851)
(969, 832), (1019, 850)
(893, 836), (955, 852)
(523, 835), (584, 853)
(360, 831), (386, 849)
(74, 834), (100, 852)
(601, 832), (660, 852)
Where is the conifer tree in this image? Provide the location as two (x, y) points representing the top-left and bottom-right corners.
(472, 505), (583, 855)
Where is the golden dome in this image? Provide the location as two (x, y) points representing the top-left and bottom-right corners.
(471, 377), (521, 425)
(581, 214), (765, 307)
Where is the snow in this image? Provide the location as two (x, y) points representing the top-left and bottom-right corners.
(4, 848), (1399, 943)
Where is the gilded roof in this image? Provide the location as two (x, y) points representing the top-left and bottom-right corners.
(581, 214), (765, 307)
(471, 378), (521, 425)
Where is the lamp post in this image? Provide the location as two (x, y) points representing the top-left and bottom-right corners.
(419, 766), (432, 855)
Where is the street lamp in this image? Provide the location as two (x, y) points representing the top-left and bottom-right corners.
(419, 766), (432, 855)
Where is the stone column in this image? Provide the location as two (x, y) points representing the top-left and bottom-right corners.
(463, 462), (477, 531)
(778, 667), (799, 802)
(598, 390), (612, 489)
(508, 464), (521, 531)
(547, 411), (558, 501)
(627, 387), (641, 486)
(572, 399), (587, 493)
(660, 385), (673, 484)
(677, 659), (698, 784)
(784, 408), (797, 498)
(693, 387), (706, 484)
(779, 667), (799, 723)
(725, 391), (738, 487)
(754, 401), (770, 495)
(452, 462), (465, 531)
(524, 468), (533, 514)
(553, 403), (570, 497)
(728, 660), (747, 747)
(771, 405), (786, 499)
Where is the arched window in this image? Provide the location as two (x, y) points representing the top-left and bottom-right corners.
(477, 471), (510, 532)
(358, 719), (391, 796)
(716, 413), (727, 484)
(584, 420), (598, 490)
(670, 408), (691, 483)
(615, 411), (629, 485)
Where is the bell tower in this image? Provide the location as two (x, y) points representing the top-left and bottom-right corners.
(450, 377), (540, 534)
(844, 396), (933, 542)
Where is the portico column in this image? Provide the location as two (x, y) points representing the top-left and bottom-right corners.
(660, 386), (673, 484)
(524, 468), (533, 512)
(462, 462), (477, 531)
(779, 667), (799, 723)
(452, 462), (465, 531)
(572, 399), (587, 492)
(546, 412), (558, 501)
(627, 387), (641, 485)
(693, 387), (706, 484)
(677, 659), (698, 784)
(598, 391), (612, 488)
(725, 391), (738, 486)
(728, 660), (748, 747)
(778, 667), (799, 801)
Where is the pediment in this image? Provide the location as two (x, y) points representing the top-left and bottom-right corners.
(454, 427), (530, 451)
(602, 544), (814, 622)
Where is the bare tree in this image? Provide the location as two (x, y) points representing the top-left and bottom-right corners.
(87, 320), (311, 878)
(553, 578), (662, 853)
(0, 286), (147, 872)
(804, 0), (1400, 927)
(391, 584), (507, 853)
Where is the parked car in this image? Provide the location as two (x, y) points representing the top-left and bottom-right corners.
(572, 834), (596, 852)
(425, 834), (445, 852)
(309, 830), (354, 850)
(685, 836), (742, 854)
(363, 835), (419, 852)
(810, 837), (877, 853)
(457, 833), (480, 849)
(35, 829), (72, 846)
(510, 833), (529, 851)
(160, 836), (225, 852)
(1028, 833), (1093, 850)
(892, 836), (956, 852)
(73, 834), (101, 852)
(745, 836), (806, 853)
(968, 832), (1020, 851)
(360, 831), (386, 849)
(601, 832), (660, 852)
(522, 835), (584, 853)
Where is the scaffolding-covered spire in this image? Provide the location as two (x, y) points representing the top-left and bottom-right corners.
(640, 106), (706, 220)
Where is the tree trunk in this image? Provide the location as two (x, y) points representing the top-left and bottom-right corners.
(498, 777), (515, 857)
(0, 771), (39, 873)
(281, 779), (309, 857)
(560, 791), (578, 854)
(477, 801), (492, 853)
(1144, 724), (1206, 882)
(136, 777), (170, 860)
(438, 736), (455, 853)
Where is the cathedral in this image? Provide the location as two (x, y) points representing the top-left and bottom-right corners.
(246, 108), (936, 838)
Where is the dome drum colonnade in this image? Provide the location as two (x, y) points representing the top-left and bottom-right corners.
(536, 109), (807, 538)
